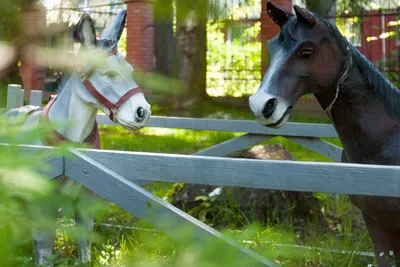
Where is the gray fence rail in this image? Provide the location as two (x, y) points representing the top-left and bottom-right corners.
(97, 114), (343, 161)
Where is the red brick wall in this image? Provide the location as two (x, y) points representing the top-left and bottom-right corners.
(125, 0), (154, 72)
(357, 10), (399, 66)
(19, 4), (46, 102)
(261, 0), (292, 75)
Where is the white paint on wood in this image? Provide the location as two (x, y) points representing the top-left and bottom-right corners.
(80, 148), (400, 197)
(30, 90), (43, 107)
(286, 137), (342, 162)
(195, 134), (271, 157)
(6, 84), (21, 111)
(19, 89), (24, 107)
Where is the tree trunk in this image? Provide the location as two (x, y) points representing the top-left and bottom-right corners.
(305, 0), (336, 24)
(174, 0), (209, 100)
(153, 0), (174, 77)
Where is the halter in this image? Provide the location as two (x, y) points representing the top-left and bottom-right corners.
(78, 49), (144, 122)
(325, 46), (353, 119)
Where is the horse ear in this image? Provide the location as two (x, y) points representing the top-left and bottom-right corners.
(99, 10), (126, 49)
(74, 13), (97, 48)
(293, 5), (317, 27)
(266, 0), (293, 27)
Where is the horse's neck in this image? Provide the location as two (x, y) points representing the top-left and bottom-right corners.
(48, 75), (97, 143)
(314, 60), (400, 161)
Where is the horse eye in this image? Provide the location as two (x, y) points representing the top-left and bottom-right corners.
(298, 48), (315, 58)
(104, 71), (119, 78)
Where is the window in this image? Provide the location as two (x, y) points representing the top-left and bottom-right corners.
(110, 0), (120, 13)
(227, 23), (251, 45)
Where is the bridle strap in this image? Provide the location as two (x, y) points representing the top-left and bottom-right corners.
(83, 79), (143, 122)
(80, 49), (144, 122)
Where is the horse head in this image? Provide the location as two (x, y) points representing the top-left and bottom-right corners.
(70, 11), (151, 130)
(249, 1), (347, 128)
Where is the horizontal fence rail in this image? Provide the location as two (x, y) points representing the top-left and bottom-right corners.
(4, 144), (400, 199)
(97, 114), (343, 161)
(96, 114), (340, 138)
(81, 148), (400, 198)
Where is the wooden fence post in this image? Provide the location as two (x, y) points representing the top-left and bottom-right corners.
(30, 90), (43, 107)
(6, 84), (22, 111)
(19, 89), (24, 107)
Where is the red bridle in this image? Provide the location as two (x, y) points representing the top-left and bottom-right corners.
(79, 49), (144, 122)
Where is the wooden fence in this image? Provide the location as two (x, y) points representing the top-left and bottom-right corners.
(4, 85), (400, 266)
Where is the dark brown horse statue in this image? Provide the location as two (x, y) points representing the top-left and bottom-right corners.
(249, 1), (400, 266)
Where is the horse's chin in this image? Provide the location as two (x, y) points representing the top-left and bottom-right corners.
(265, 113), (290, 129)
(117, 120), (143, 131)
(256, 107), (292, 129)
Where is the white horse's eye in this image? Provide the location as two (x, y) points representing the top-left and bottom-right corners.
(104, 70), (119, 78)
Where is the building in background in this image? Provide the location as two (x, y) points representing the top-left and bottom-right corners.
(21, 0), (400, 104)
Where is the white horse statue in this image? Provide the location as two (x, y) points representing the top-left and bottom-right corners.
(5, 11), (151, 266)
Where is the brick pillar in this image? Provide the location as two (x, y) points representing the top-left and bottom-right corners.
(19, 3), (46, 103)
(125, 0), (154, 72)
(261, 0), (292, 75)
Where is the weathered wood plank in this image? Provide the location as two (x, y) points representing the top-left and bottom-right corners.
(6, 84), (21, 111)
(96, 114), (339, 138)
(30, 90), (43, 107)
(194, 134), (271, 156)
(81, 148), (400, 197)
(0, 143), (64, 178)
(34, 156), (64, 178)
(65, 149), (277, 267)
(19, 89), (24, 107)
(285, 137), (343, 162)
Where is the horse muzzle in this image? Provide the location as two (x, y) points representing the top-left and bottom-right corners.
(249, 92), (292, 128)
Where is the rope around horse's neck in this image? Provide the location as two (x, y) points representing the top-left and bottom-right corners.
(325, 46), (353, 119)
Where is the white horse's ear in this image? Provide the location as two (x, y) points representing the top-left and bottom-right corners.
(74, 13), (97, 48)
(99, 10), (126, 49)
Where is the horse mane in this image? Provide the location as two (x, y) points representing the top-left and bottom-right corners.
(279, 12), (400, 118)
(322, 17), (400, 118)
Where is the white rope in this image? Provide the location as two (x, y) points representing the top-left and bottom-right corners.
(325, 46), (353, 118)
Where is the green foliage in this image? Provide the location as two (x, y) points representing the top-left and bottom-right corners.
(206, 21), (261, 97)
(0, 116), (65, 265)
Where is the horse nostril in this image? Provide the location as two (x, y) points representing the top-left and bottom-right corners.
(262, 98), (277, 119)
(136, 107), (146, 120)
